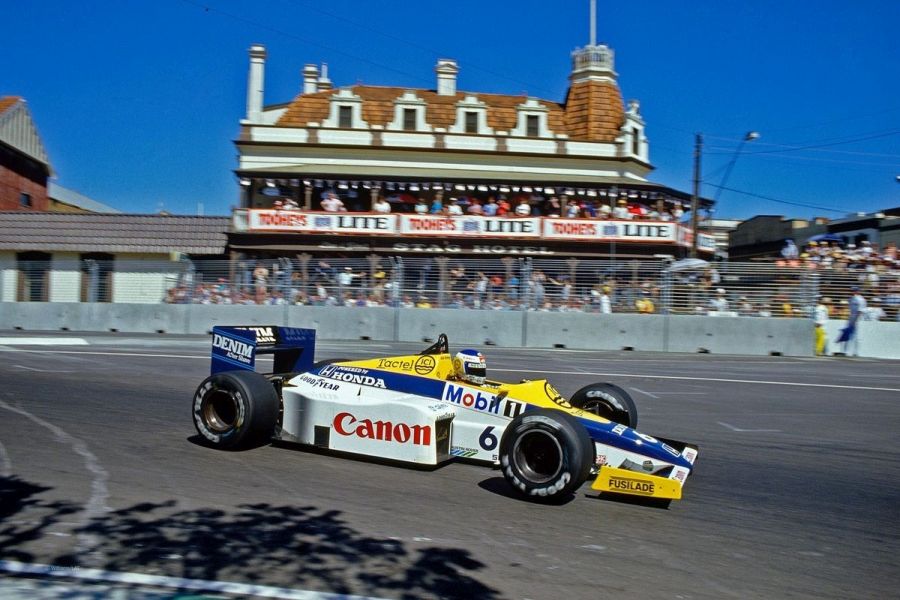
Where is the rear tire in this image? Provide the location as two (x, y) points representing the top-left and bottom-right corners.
(499, 409), (594, 502)
(569, 383), (638, 428)
(192, 370), (279, 450)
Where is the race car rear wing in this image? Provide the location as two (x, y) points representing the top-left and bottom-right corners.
(210, 325), (316, 375)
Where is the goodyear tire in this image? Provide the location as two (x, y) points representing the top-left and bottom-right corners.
(192, 370), (279, 450)
(569, 383), (638, 428)
(499, 409), (594, 502)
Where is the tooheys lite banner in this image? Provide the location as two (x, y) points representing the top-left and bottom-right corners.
(542, 219), (678, 242)
(398, 215), (541, 237)
(210, 326), (317, 375)
(247, 210), (398, 234)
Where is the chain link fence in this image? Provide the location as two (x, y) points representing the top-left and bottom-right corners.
(5, 257), (899, 320)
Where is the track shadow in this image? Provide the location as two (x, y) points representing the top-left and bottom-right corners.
(586, 491), (672, 510)
(0, 475), (80, 563)
(0, 475), (499, 599)
(477, 476), (576, 506)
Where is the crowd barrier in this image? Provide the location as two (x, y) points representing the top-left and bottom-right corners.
(2, 302), (896, 358)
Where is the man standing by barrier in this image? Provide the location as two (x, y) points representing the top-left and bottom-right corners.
(814, 297), (831, 356)
(837, 287), (866, 357)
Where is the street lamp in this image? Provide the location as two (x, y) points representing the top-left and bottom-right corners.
(690, 131), (760, 257)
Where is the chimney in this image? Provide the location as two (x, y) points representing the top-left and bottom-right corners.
(246, 44), (266, 122)
(435, 59), (459, 96)
(303, 64), (319, 94)
(317, 63), (333, 91)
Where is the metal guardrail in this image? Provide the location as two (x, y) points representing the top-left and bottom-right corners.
(5, 257), (899, 320)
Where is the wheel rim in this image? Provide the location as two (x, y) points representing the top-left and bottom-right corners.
(581, 398), (626, 425)
(202, 389), (239, 433)
(513, 430), (563, 484)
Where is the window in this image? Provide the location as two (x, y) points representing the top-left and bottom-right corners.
(403, 108), (417, 131)
(20, 192), (32, 208)
(632, 129), (640, 156)
(526, 115), (540, 137)
(338, 106), (353, 128)
(81, 253), (114, 302)
(465, 111), (479, 134)
(16, 251), (50, 302)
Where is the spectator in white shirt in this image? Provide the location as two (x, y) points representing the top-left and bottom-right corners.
(709, 288), (728, 312)
(373, 197), (391, 213)
(515, 198), (532, 217)
(321, 193), (346, 212)
(612, 199), (630, 220)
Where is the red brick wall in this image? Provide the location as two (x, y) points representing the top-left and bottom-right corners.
(0, 149), (49, 211)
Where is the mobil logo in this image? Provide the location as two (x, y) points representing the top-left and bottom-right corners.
(442, 384), (500, 414)
(333, 412), (431, 446)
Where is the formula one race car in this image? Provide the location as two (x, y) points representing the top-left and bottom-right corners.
(192, 326), (698, 503)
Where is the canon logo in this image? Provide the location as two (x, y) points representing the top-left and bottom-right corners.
(333, 412), (431, 446)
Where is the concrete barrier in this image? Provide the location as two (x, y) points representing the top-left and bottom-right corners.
(287, 306), (395, 341)
(397, 308), (523, 347)
(665, 315), (813, 356)
(524, 312), (666, 351)
(0, 302), (895, 359)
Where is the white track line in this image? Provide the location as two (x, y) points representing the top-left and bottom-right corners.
(718, 421), (781, 433)
(0, 560), (383, 600)
(0, 338), (88, 345)
(629, 387), (659, 399)
(0, 400), (110, 564)
(0, 348), (897, 393)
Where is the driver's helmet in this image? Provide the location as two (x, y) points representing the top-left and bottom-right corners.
(454, 349), (486, 385)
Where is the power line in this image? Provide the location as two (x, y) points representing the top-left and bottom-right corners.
(705, 129), (900, 155)
(286, 0), (558, 97)
(177, 0), (425, 82)
(705, 184), (846, 214)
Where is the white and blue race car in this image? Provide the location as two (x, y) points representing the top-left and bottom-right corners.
(192, 326), (698, 503)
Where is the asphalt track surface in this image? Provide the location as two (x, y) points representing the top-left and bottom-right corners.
(0, 332), (898, 599)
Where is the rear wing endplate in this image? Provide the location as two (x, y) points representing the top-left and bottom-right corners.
(210, 325), (316, 375)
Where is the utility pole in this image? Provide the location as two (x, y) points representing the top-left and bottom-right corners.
(690, 133), (703, 258)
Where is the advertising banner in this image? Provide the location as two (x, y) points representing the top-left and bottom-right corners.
(247, 210), (397, 234)
(542, 218), (678, 243)
(397, 215), (541, 238)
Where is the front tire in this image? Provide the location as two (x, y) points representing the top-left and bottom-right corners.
(499, 409), (594, 502)
(192, 370), (279, 450)
(569, 383), (638, 428)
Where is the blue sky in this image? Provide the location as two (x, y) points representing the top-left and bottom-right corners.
(5, 0), (899, 219)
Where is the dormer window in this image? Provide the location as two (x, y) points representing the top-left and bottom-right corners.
(338, 106), (353, 128)
(526, 115), (540, 137)
(465, 111), (479, 134)
(403, 108), (417, 131)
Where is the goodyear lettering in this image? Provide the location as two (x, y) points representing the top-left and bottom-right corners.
(213, 334), (253, 364)
(297, 374), (340, 390)
(442, 384), (500, 414)
(333, 412), (431, 446)
(609, 476), (655, 495)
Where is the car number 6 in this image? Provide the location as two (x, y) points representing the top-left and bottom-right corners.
(479, 426), (498, 451)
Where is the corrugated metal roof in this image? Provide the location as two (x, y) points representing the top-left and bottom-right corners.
(0, 96), (52, 171)
(0, 212), (229, 254)
(47, 183), (121, 213)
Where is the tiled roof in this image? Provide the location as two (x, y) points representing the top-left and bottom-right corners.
(0, 212), (229, 254)
(276, 84), (622, 142)
(0, 96), (21, 115)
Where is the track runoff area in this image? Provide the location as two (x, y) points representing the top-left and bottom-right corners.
(0, 333), (897, 600)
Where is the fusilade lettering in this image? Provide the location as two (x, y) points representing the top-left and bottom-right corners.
(609, 476), (655, 495)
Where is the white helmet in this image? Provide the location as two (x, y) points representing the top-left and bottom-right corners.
(454, 349), (486, 385)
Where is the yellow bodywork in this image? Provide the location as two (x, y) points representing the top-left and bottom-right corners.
(591, 466), (683, 500)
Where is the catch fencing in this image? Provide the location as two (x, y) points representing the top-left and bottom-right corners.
(5, 256), (898, 321)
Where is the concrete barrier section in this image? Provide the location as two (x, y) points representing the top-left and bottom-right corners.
(287, 306), (395, 341)
(665, 315), (814, 356)
(524, 312), (666, 351)
(397, 308), (523, 347)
